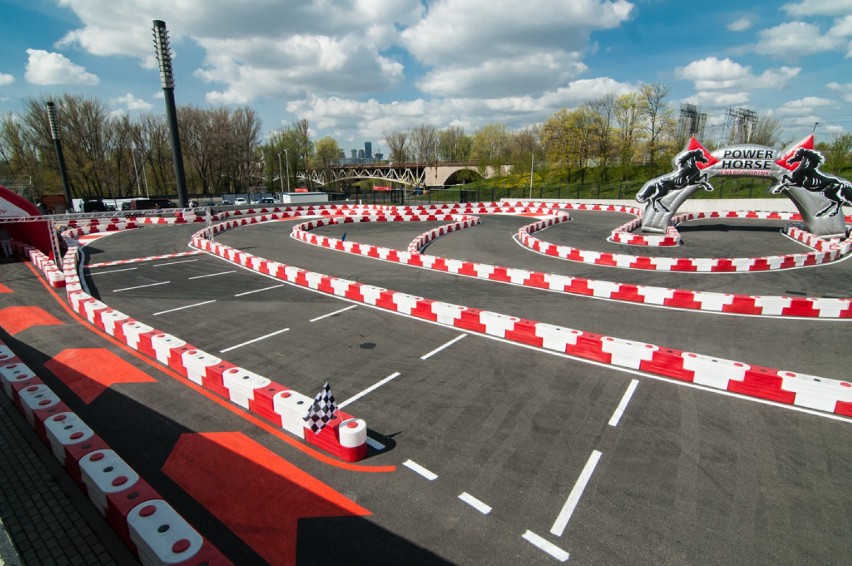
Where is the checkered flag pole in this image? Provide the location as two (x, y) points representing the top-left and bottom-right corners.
(303, 381), (338, 434)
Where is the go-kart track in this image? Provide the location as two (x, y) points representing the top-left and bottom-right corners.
(2, 200), (851, 565)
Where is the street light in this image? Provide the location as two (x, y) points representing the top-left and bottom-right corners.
(46, 101), (73, 211)
(277, 152), (285, 194)
(283, 148), (291, 193)
(152, 19), (188, 208)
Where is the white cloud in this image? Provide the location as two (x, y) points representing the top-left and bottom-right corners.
(775, 96), (834, 115)
(753, 21), (845, 57)
(0, 73), (14, 86)
(728, 18), (753, 32)
(782, 0), (852, 17)
(24, 49), (99, 86)
(417, 52), (587, 98)
(827, 81), (852, 102)
(681, 91), (751, 109)
(111, 93), (154, 112)
(675, 57), (799, 91)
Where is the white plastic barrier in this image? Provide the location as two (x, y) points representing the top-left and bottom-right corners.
(18, 383), (61, 426)
(79, 449), (141, 515)
(127, 499), (204, 566)
(44, 412), (95, 465)
(0, 362), (36, 399)
(222, 367), (271, 408)
(273, 389), (314, 439)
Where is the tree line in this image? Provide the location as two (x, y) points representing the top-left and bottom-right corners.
(1, 87), (850, 202)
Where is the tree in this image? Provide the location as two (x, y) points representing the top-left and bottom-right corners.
(410, 124), (439, 163)
(384, 131), (409, 163)
(614, 93), (644, 180)
(542, 107), (594, 184)
(470, 123), (510, 175)
(824, 133), (852, 174)
(586, 94), (616, 183)
(438, 126), (471, 162)
(639, 83), (673, 169)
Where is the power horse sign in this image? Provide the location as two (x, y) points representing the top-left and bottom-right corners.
(636, 135), (851, 237)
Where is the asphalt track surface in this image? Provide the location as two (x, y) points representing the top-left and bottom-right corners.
(5, 208), (852, 565)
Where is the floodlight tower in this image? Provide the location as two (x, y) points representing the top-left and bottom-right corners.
(152, 19), (188, 207)
(46, 101), (73, 212)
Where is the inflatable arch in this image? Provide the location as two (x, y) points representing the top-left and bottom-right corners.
(636, 136), (851, 237)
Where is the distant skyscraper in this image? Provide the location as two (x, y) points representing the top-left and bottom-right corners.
(365, 142), (372, 160)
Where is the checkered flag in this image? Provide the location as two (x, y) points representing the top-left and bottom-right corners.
(303, 381), (338, 434)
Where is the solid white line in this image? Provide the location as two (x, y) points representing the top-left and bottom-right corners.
(310, 304), (358, 322)
(188, 270), (236, 280)
(608, 379), (639, 427)
(234, 284), (284, 297)
(219, 328), (290, 353)
(522, 530), (570, 562)
(402, 459), (437, 481)
(420, 333), (467, 360)
(366, 437), (385, 451)
(153, 300), (217, 316)
(153, 259), (198, 267)
(459, 492), (492, 515)
(113, 281), (170, 292)
(550, 450), (602, 537)
(88, 267), (138, 275)
(338, 372), (401, 409)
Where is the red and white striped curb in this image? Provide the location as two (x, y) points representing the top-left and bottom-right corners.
(0, 338), (231, 565)
(524, 209), (852, 272)
(189, 224), (852, 418)
(59, 246), (369, 463)
(291, 212), (852, 319)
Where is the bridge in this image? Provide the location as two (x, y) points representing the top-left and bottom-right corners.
(295, 162), (510, 188)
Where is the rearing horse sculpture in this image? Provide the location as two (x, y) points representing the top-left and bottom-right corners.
(636, 149), (714, 213)
(771, 147), (852, 217)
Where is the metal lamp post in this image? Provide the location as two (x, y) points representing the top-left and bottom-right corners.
(284, 148), (291, 193)
(277, 152), (285, 194)
(46, 101), (73, 212)
(152, 20), (188, 208)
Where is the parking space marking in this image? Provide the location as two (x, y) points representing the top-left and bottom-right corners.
(188, 270), (236, 280)
(310, 304), (357, 322)
(608, 379), (639, 427)
(420, 333), (468, 360)
(88, 267), (138, 275)
(234, 284), (284, 297)
(366, 437), (385, 451)
(550, 450), (602, 537)
(459, 492), (492, 515)
(153, 300), (217, 316)
(338, 372), (401, 409)
(219, 327), (290, 353)
(153, 259), (199, 267)
(113, 281), (170, 293)
(522, 530), (569, 562)
(402, 459), (438, 481)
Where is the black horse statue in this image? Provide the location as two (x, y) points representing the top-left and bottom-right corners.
(636, 149), (714, 213)
(771, 147), (852, 217)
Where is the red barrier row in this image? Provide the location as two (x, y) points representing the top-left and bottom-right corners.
(290, 211), (852, 319)
(0, 339), (230, 565)
(192, 226), (852, 418)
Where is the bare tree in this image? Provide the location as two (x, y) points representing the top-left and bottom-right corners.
(410, 124), (439, 163)
(384, 131), (409, 163)
(639, 83), (673, 169)
(438, 125), (471, 162)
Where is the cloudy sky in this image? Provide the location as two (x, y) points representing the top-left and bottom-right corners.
(1, 0), (850, 155)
